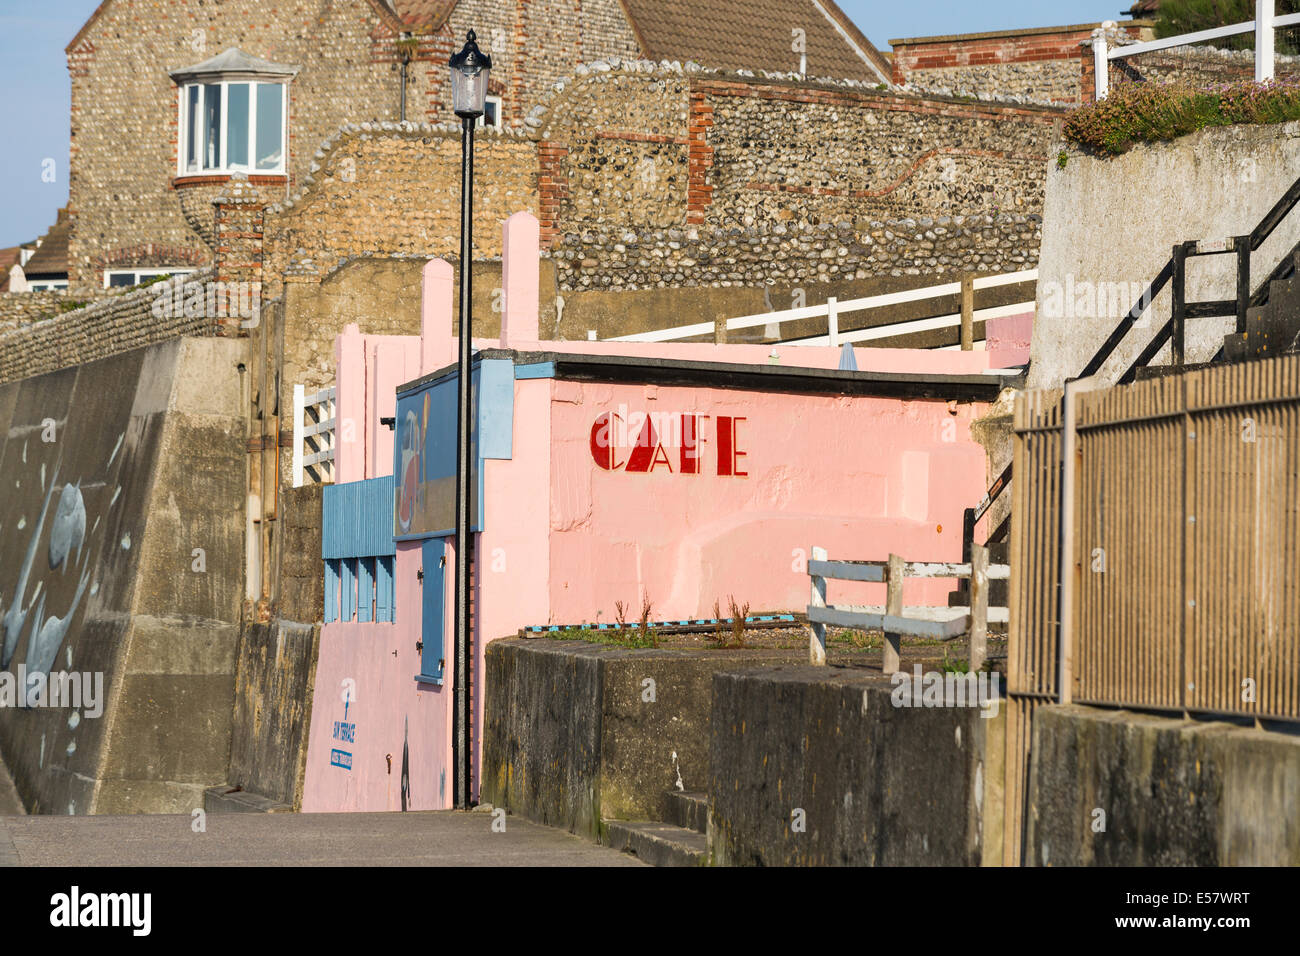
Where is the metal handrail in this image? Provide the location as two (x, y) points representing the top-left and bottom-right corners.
(963, 167), (1300, 565)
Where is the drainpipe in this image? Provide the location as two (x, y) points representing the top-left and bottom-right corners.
(398, 33), (415, 122)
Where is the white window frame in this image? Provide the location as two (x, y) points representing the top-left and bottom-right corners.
(103, 268), (195, 290)
(28, 279), (68, 292)
(479, 95), (503, 129)
(177, 79), (287, 177)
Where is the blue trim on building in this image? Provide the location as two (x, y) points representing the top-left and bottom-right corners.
(513, 362), (557, 380)
(323, 476), (397, 560)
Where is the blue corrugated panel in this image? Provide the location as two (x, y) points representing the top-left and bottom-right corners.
(357, 557), (374, 623)
(324, 559), (340, 623)
(376, 556), (394, 623)
(322, 476), (396, 559)
(341, 558), (356, 622)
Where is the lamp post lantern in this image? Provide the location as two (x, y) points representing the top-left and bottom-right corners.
(449, 30), (490, 811)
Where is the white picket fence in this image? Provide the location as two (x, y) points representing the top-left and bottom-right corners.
(605, 268), (1037, 348)
(1094, 1), (1300, 100)
(292, 384), (336, 488)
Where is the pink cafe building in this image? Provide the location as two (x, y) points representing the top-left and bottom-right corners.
(300, 213), (1022, 813)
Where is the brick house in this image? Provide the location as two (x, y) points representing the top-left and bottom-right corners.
(62, 0), (889, 294)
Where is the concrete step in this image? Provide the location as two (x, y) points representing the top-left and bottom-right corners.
(204, 785), (293, 813)
(604, 820), (708, 867)
(665, 790), (708, 833)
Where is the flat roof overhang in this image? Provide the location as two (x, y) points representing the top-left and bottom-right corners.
(397, 349), (1009, 403)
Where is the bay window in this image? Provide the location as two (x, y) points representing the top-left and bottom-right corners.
(180, 80), (286, 175)
(171, 48), (297, 178)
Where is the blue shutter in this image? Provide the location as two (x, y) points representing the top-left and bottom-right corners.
(341, 558), (356, 622)
(418, 538), (445, 683)
(357, 557), (375, 623)
(324, 559), (340, 623)
(376, 556), (394, 623)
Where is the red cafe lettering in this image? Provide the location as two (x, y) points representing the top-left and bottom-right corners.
(589, 409), (747, 476)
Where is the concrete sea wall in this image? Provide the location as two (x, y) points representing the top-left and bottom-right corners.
(1030, 121), (1300, 388)
(0, 337), (246, 813)
(1028, 705), (1300, 866)
(481, 639), (801, 839)
(709, 667), (1005, 866)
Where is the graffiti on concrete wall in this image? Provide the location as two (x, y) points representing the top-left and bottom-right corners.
(0, 430), (123, 711)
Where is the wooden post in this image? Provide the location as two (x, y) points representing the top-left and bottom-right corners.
(1058, 375), (1102, 705)
(714, 312), (729, 344)
(969, 544), (989, 672)
(809, 546), (828, 665)
(826, 297), (840, 348)
(884, 553), (903, 675)
(960, 274), (975, 351)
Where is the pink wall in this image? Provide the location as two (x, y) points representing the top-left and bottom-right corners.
(302, 541), (454, 812)
(985, 311), (1034, 369)
(539, 379), (987, 622)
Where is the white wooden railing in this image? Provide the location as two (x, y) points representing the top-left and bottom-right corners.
(605, 269), (1036, 348)
(292, 384), (336, 488)
(806, 546), (1010, 672)
(1094, 1), (1300, 100)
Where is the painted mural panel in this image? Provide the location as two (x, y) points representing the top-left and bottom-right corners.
(393, 358), (514, 540)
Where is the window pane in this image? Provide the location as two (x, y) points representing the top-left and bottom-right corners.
(226, 83), (249, 168)
(187, 86), (200, 171)
(203, 83), (222, 170)
(255, 84), (283, 170)
(108, 273), (137, 288)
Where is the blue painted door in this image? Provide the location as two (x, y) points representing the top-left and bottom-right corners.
(419, 538), (446, 683)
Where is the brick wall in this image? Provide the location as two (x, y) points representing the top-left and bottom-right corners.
(259, 62), (1056, 300)
(892, 22), (1152, 106)
(531, 65), (1060, 290)
(260, 122), (539, 303)
(1107, 46), (1300, 92)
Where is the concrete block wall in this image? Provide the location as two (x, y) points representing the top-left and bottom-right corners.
(0, 336), (247, 814)
(1028, 705), (1300, 866)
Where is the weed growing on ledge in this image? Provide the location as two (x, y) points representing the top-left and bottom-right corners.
(1063, 77), (1300, 155)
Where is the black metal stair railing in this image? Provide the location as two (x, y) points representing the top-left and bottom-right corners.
(957, 169), (1300, 569)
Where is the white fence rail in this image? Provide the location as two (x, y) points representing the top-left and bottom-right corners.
(806, 545), (1009, 672)
(1094, 1), (1300, 100)
(292, 384), (336, 488)
(606, 269), (1037, 348)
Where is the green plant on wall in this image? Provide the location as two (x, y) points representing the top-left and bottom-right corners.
(1063, 77), (1300, 154)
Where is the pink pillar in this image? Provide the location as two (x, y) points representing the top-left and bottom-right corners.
(501, 211), (540, 347)
(334, 323), (366, 484)
(368, 339), (408, 479)
(421, 258), (455, 375)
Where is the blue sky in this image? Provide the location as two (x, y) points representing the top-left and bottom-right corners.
(0, 0), (1131, 248)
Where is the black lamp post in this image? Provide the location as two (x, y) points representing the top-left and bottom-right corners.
(449, 29), (491, 811)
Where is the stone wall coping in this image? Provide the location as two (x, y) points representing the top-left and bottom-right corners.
(890, 21), (1155, 47)
(0, 267), (216, 347)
